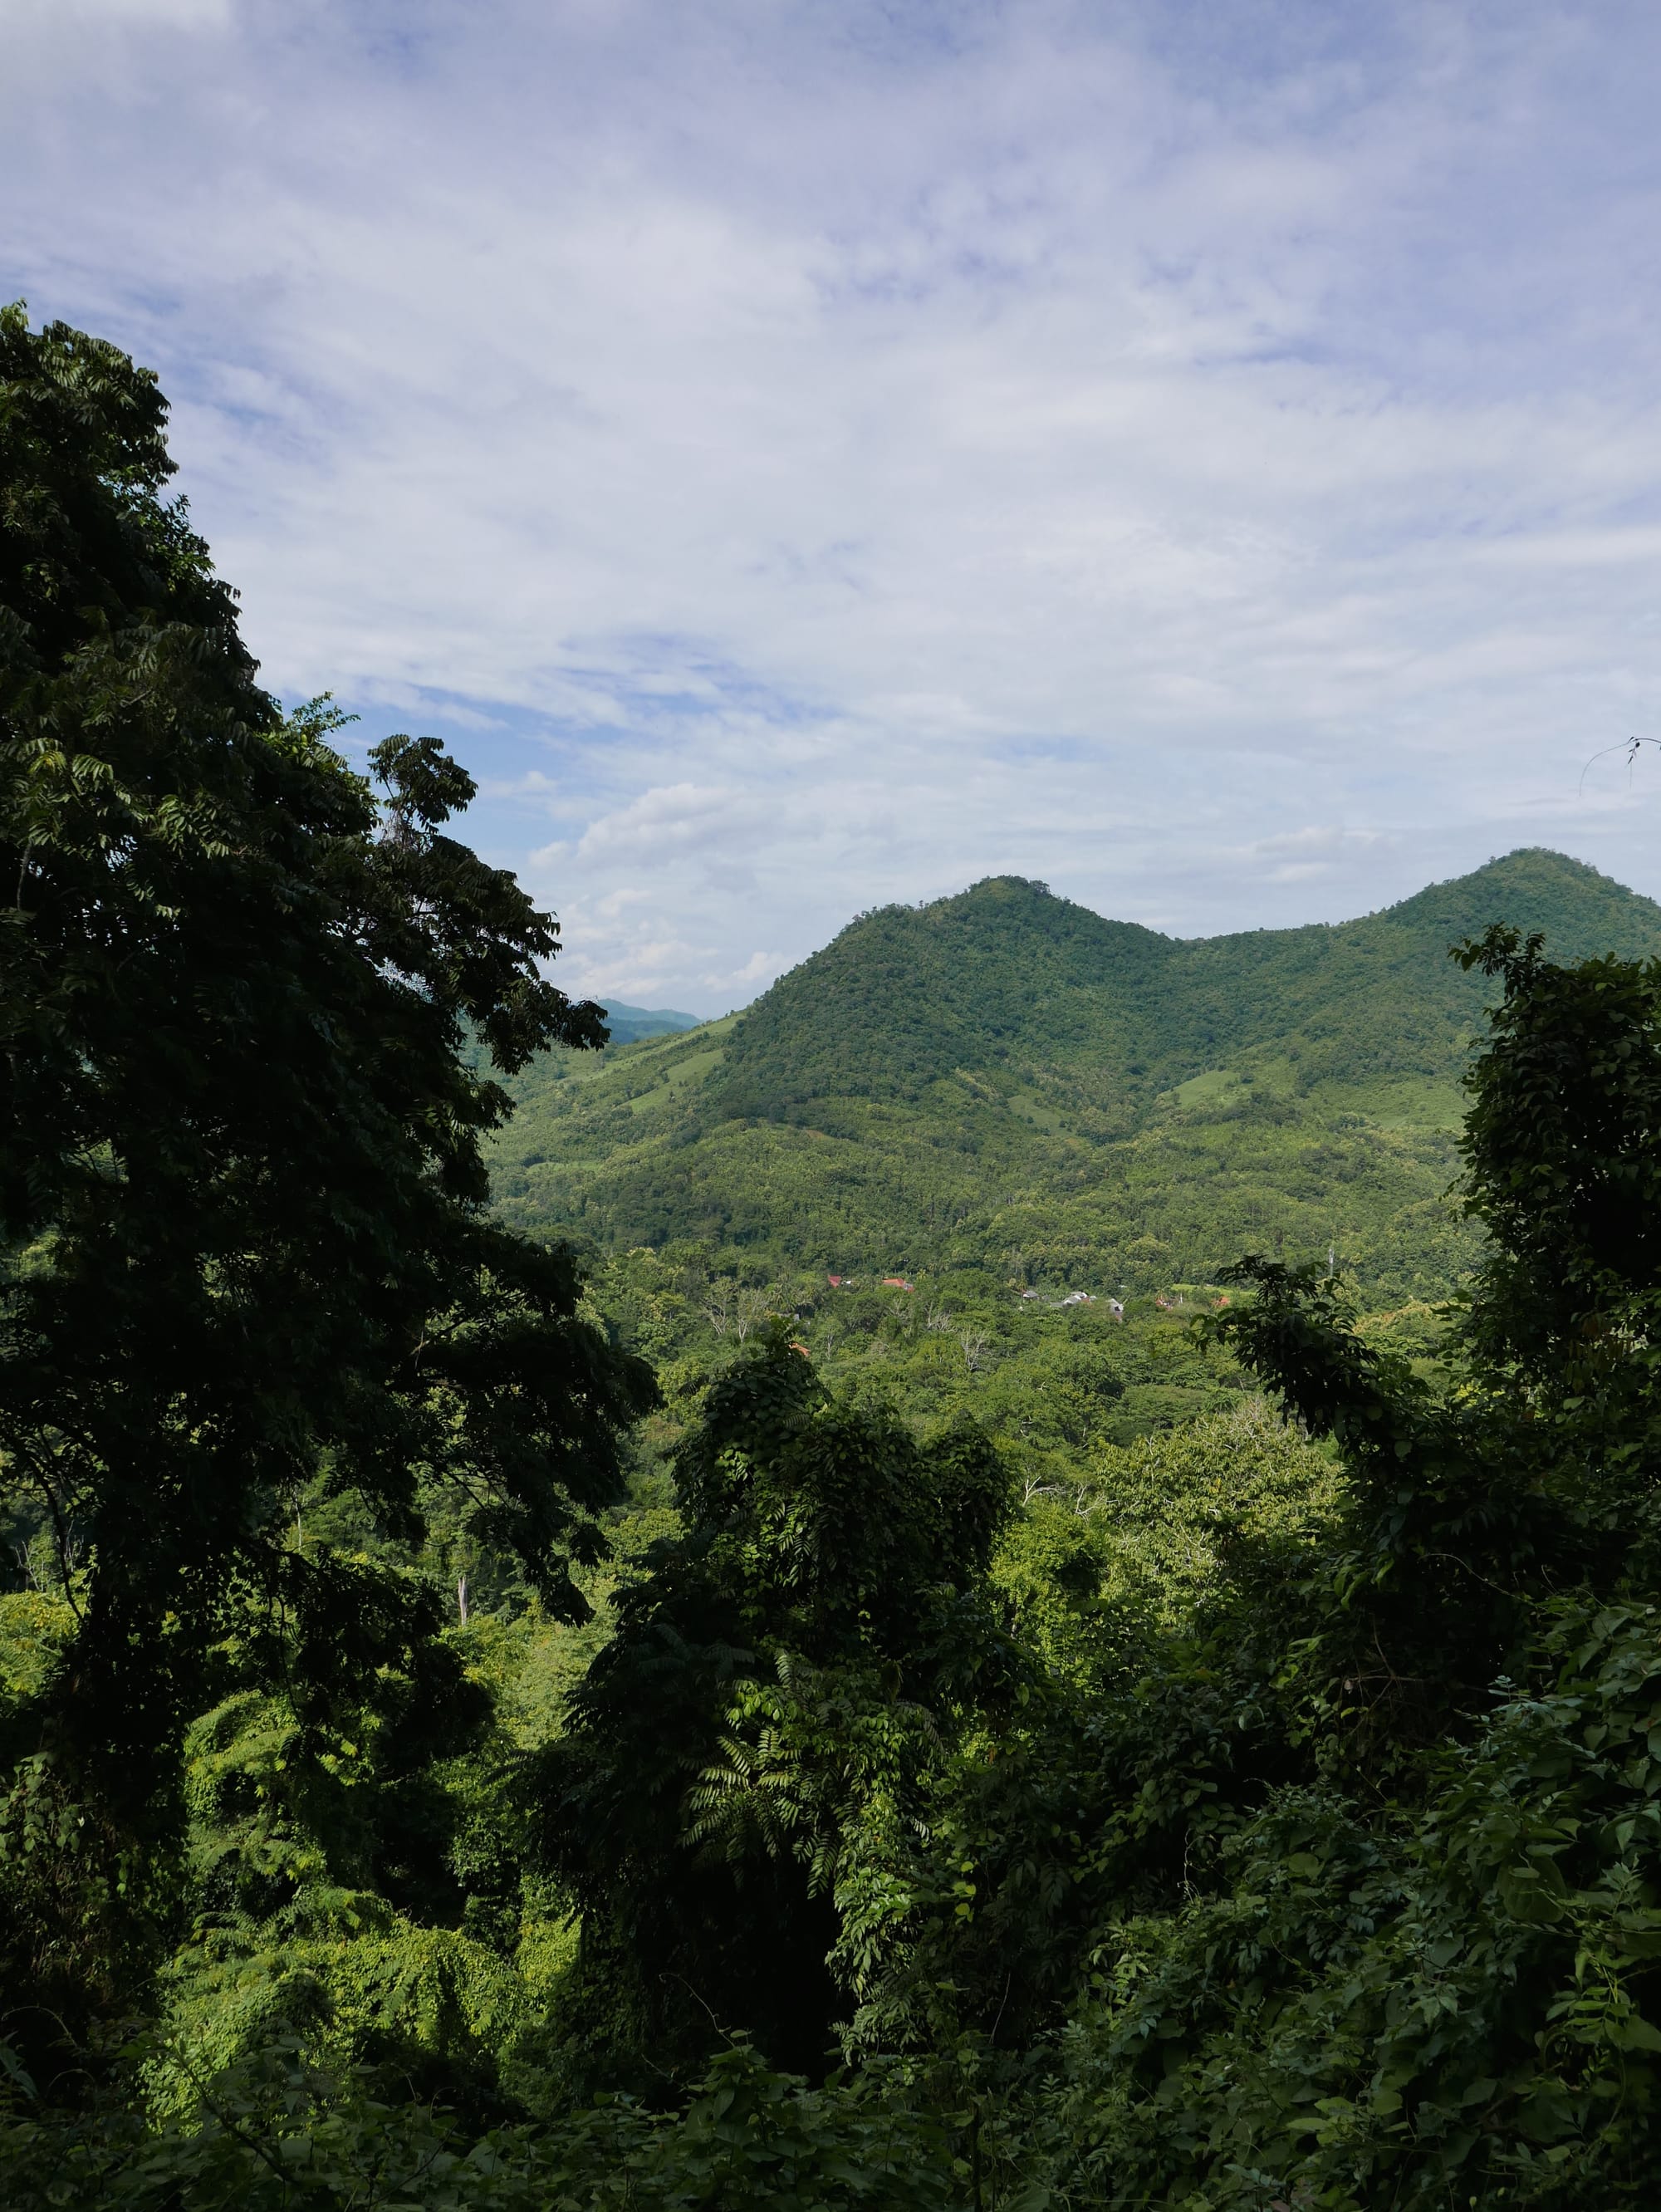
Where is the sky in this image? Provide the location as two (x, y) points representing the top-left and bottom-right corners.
(9, 0), (1661, 1015)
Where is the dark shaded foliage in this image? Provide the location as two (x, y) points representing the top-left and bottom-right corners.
(0, 305), (654, 2070)
(532, 1332), (1019, 2087)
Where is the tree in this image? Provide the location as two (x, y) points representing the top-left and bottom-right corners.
(532, 1329), (1018, 2085)
(0, 305), (654, 2054)
(1195, 925), (1661, 1768)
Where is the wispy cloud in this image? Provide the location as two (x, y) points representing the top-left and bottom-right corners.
(9, 2), (1661, 1009)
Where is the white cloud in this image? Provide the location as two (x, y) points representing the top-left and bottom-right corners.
(575, 785), (755, 865)
(1240, 826), (1394, 880)
(1250, 828), (1389, 859)
(9, 2), (1661, 1008)
(721, 951), (782, 987)
(12, 0), (228, 22)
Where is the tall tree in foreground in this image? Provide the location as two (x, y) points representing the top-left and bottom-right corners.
(0, 305), (654, 2059)
(536, 1330), (1019, 2087)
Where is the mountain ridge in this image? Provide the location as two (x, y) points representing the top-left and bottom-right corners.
(492, 849), (1661, 1301)
(598, 1000), (703, 1046)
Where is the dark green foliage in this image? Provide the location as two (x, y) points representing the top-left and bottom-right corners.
(1457, 926), (1661, 1419)
(534, 1332), (1020, 2084)
(1026, 1599), (1661, 2210)
(1198, 926), (1661, 1771)
(984, 932), (1661, 2203)
(0, 306), (654, 2071)
(0, 2038), (958, 2210)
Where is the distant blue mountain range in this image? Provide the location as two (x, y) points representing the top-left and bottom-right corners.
(598, 1001), (703, 1045)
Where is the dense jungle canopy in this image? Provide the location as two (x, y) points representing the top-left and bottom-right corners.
(11, 306), (1661, 2212)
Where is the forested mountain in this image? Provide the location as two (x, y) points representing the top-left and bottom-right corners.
(492, 849), (1661, 1299)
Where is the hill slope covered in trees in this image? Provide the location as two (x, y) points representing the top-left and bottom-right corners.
(491, 849), (1661, 1301)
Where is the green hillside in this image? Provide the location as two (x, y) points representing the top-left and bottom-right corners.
(489, 849), (1661, 1302)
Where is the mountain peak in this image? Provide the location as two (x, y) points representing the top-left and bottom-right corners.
(958, 874), (1056, 901)
(1375, 847), (1661, 956)
(491, 849), (1661, 1297)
